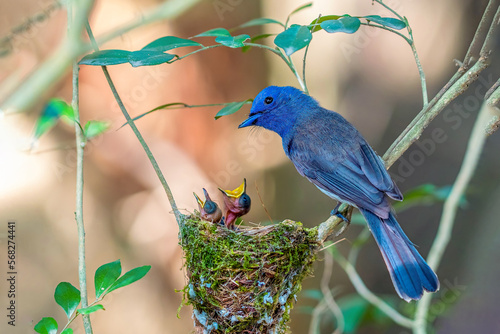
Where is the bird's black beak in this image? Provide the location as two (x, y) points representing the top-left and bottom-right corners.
(238, 113), (260, 128)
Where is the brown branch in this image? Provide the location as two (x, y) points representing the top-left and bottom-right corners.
(318, 0), (499, 242)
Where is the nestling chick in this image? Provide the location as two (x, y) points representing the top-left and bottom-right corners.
(219, 178), (251, 229)
(194, 188), (223, 224)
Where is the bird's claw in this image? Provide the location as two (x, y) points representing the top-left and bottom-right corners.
(330, 203), (350, 223)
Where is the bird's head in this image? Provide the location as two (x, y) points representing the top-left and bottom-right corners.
(194, 188), (222, 223)
(219, 178), (251, 214)
(239, 86), (316, 137)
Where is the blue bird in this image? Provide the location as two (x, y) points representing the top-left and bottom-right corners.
(239, 86), (439, 301)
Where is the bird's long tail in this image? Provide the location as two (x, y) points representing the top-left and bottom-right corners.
(360, 208), (439, 301)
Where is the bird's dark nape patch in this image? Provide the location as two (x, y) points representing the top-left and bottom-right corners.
(178, 214), (319, 333)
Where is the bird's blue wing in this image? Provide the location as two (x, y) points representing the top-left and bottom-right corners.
(357, 144), (402, 200)
(289, 140), (398, 218)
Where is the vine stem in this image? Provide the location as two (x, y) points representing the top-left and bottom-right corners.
(321, 251), (344, 333)
(67, 2), (92, 333)
(413, 84), (496, 334)
(407, 23), (428, 106)
(85, 22), (182, 225)
(243, 42), (306, 92)
(373, 0), (428, 105)
(333, 249), (414, 328)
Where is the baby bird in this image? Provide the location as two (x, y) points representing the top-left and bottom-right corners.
(219, 179), (251, 229)
(194, 188), (223, 224)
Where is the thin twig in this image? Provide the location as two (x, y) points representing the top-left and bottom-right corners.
(383, 58), (489, 167)
(0, 0), (201, 114)
(308, 299), (329, 334)
(287, 55), (307, 92)
(85, 22), (182, 225)
(374, 0), (404, 20)
(407, 23), (428, 106)
(332, 250), (414, 328)
(254, 180), (273, 223)
(373, 0), (428, 105)
(0, 0), (62, 57)
(68, 2), (92, 333)
(485, 80), (500, 135)
(413, 84), (494, 334)
(321, 251), (344, 334)
(384, 0), (499, 164)
(243, 42), (307, 91)
(359, 22), (411, 44)
(479, 4), (500, 57)
(462, 0), (499, 69)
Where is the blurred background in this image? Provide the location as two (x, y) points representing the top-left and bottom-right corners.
(1, 0), (499, 333)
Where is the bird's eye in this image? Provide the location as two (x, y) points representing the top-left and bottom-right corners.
(264, 97), (273, 104)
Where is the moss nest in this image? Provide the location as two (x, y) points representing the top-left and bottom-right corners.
(178, 215), (320, 334)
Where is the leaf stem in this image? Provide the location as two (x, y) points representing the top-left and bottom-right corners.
(359, 22), (411, 44)
(374, 0), (404, 21)
(287, 55), (307, 92)
(368, 0), (429, 106)
(407, 22), (428, 105)
(243, 42), (307, 91)
(85, 22), (183, 225)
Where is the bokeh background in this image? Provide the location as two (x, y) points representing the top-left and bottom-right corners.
(1, 0), (499, 333)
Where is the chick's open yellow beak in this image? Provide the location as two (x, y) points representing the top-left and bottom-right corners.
(219, 178), (247, 198)
(193, 192), (205, 207)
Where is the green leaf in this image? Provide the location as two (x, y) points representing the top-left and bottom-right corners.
(238, 18), (285, 29)
(338, 295), (370, 333)
(106, 265), (151, 294)
(78, 304), (105, 315)
(393, 184), (465, 212)
(95, 259), (122, 299)
(34, 317), (58, 334)
(309, 15), (341, 33)
(79, 50), (131, 66)
(61, 329), (73, 334)
(215, 34), (250, 48)
(54, 282), (81, 319)
(194, 28), (231, 38)
(79, 49), (177, 67)
(127, 50), (176, 67)
(321, 16), (361, 34)
(141, 36), (202, 52)
(274, 24), (312, 56)
(33, 99), (72, 139)
(214, 100), (252, 120)
(84, 120), (110, 139)
(364, 15), (406, 30)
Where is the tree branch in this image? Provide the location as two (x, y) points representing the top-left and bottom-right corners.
(0, 0), (201, 114)
(333, 250), (414, 328)
(384, 0), (499, 166)
(413, 82), (494, 334)
(484, 79), (500, 135)
(68, 2), (93, 332)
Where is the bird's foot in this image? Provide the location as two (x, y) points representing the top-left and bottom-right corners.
(330, 203), (350, 223)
